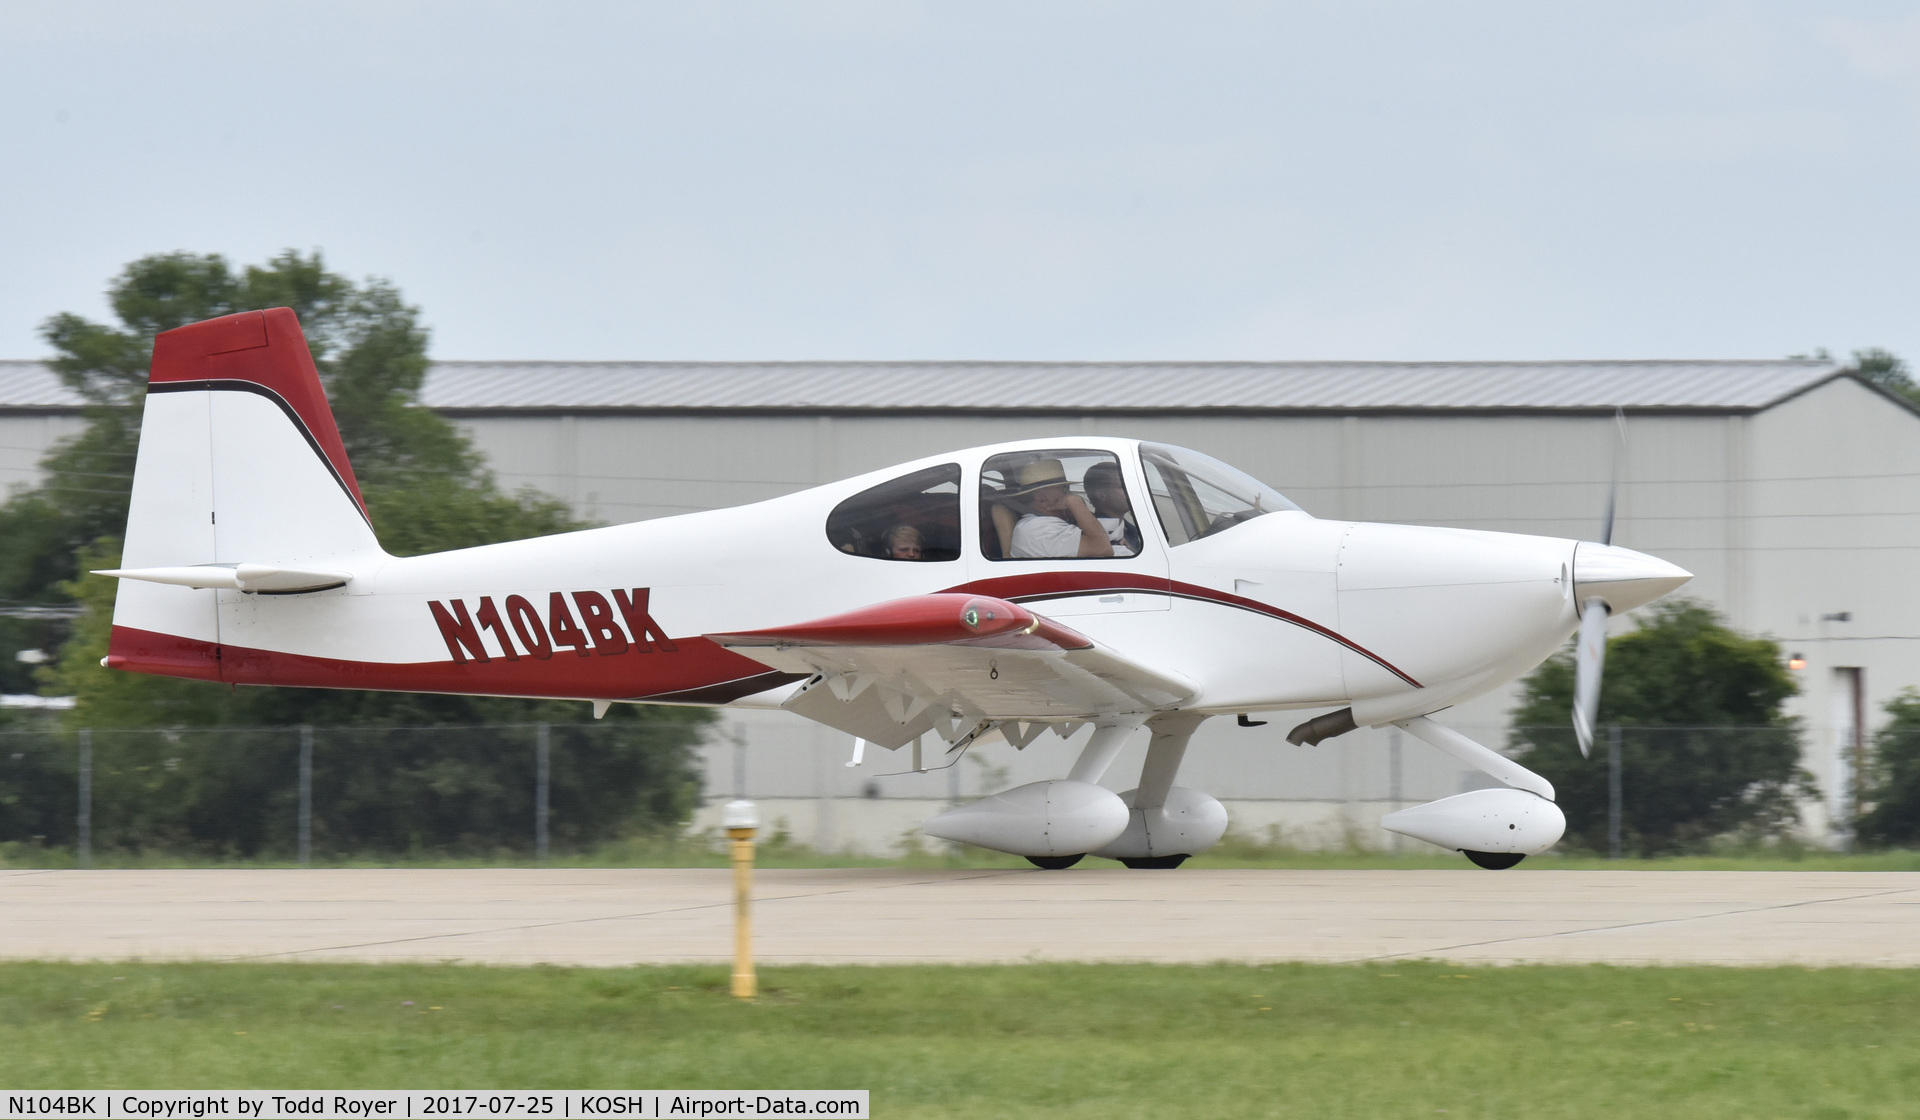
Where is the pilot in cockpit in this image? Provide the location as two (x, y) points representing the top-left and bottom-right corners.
(1082, 461), (1142, 556)
(1006, 459), (1119, 559)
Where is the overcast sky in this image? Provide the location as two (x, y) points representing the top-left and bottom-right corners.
(3, 2), (1918, 363)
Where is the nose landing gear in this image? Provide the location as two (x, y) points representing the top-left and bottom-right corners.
(1026, 854), (1086, 870)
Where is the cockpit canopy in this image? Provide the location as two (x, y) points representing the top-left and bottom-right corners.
(824, 442), (1300, 561)
(1139, 442), (1299, 546)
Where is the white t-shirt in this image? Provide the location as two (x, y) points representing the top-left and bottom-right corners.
(1010, 514), (1135, 558)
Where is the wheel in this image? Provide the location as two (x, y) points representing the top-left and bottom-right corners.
(1118, 854), (1190, 869)
(1462, 850), (1525, 870)
(1027, 854), (1085, 870)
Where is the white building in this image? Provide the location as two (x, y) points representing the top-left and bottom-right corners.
(4, 357), (1914, 851)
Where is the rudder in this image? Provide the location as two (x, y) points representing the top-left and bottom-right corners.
(107, 308), (386, 677)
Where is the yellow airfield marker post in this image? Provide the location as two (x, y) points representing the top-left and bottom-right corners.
(723, 799), (759, 999)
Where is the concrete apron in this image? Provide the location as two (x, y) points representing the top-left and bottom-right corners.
(3, 868), (1918, 967)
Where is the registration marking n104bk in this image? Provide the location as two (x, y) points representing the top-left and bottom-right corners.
(428, 589), (675, 664)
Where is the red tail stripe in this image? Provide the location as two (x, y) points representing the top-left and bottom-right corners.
(149, 308), (369, 519)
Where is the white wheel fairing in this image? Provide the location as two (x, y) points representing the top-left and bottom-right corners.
(1380, 788), (1567, 856)
(1094, 787), (1230, 860)
(921, 780), (1130, 857)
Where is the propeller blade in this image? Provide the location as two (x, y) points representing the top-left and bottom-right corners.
(1601, 407), (1627, 546)
(1572, 596), (1610, 758)
(1576, 413), (1627, 756)
(1599, 476), (1616, 549)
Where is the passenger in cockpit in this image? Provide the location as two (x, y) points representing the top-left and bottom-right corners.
(1006, 460), (1115, 559)
(884, 524), (924, 560)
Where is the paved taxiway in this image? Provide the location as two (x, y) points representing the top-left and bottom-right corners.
(4, 868), (1917, 967)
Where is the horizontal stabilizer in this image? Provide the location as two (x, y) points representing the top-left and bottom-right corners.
(95, 563), (353, 593)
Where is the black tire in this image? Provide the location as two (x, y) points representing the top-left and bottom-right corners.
(1118, 854), (1190, 869)
(1027, 854), (1085, 870)
(1462, 850), (1526, 870)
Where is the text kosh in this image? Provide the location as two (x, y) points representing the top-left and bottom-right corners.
(428, 590), (675, 664)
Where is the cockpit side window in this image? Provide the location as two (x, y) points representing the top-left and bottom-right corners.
(979, 449), (1143, 561)
(825, 463), (962, 561)
(1139, 443), (1300, 546)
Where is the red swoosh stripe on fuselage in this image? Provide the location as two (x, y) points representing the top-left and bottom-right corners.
(108, 572), (1417, 700)
(941, 571), (1421, 688)
(105, 625), (805, 704)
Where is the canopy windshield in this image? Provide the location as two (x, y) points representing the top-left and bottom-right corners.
(1139, 443), (1300, 546)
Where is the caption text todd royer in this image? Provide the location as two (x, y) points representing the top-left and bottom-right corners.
(1, 1094), (867, 1120)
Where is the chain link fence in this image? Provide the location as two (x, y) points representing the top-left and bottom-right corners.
(1509, 723), (1808, 857)
(0, 721), (1828, 861)
(0, 722), (701, 863)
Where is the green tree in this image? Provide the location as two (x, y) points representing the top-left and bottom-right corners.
(1841, 348), (1917, 409)
(9, 250), (580, 586)
(1857, 690), (1920, 848)
(1508, 599), (1810, 856)
(24, 251), (592, 726)
(0, 251), (710, 854)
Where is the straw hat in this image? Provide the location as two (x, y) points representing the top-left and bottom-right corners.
(1000, 458), (1072, 497)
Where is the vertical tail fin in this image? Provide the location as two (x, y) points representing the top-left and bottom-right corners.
(106, 308), (385, 677)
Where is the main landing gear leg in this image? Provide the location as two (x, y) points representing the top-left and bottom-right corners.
(1119, 712), (1207, 869)
(1067, 723), (1139, 784)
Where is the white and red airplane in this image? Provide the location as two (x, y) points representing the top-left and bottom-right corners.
(99, 309), (1690, 869)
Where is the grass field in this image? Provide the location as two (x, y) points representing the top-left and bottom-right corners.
(0, 960), (1915, 1118)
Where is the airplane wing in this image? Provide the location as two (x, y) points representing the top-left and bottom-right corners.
(706, 593), (1194, 750)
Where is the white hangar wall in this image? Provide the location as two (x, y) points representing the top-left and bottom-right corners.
(0, 413), (85, 498)
(1745, 379), (1920, 834)
(0, 363), (89, 497)
(439, 380), (1920, 852)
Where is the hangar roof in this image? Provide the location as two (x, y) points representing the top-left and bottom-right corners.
(0, 357), (1850, 414)
(0, 361), (75, 410)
